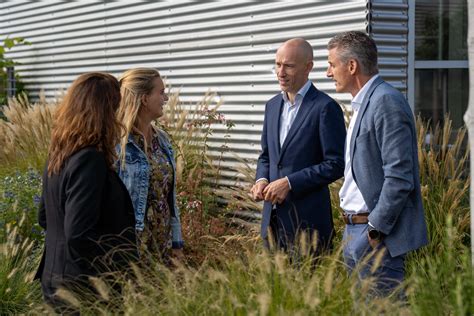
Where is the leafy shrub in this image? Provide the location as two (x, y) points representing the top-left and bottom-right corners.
(0, 169), (43, 242)
(0, 37), (30, 109)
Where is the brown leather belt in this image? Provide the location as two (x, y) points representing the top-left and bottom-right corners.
(342, 212), (369, 225)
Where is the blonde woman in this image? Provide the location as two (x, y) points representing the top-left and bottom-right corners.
(116, 68), (183, 262)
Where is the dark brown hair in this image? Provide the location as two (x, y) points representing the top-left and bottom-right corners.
(48, 72), (122, 175)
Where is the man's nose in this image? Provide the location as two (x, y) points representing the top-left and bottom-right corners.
(326, 66), (332, 77)
(278, 67), (286, 77)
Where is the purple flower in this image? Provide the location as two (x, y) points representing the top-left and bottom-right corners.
(33, 195), (41, 205)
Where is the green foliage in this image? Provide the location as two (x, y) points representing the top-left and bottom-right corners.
(416, 115), (470, 255)
(0, 37), (31, 108)
(0, 169), (44, 243)
(0, 37), (29, 68)
(0, 91), (471, 315)
(408, 217), (473, 315)
(0, 221), (42, 315)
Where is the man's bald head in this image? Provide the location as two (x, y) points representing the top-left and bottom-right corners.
(275, 38), (314, 99)
(277, 38), (314, 63)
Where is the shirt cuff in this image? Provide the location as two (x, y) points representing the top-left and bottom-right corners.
(256, 178), (269, 184)
(368, 222), (375, 229)
(285, 176), (292, 190)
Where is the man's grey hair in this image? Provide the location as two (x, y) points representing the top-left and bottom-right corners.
(327, 31), (378, 76)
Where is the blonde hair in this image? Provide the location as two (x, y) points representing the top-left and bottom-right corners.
(116, 67), (161, 167)
(48, 72), (121, 176)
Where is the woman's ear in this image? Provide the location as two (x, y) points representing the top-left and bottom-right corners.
(141, 94), (148, 107)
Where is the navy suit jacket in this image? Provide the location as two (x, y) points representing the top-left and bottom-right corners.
(256, 84), (346, 247)
(350, 77), (428, 257)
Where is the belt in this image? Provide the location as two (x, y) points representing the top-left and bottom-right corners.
(342, 212), (369, 225)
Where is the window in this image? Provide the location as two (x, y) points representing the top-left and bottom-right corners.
(414, 0), (468, 128)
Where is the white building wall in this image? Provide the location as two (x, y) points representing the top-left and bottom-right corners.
(1, 1), (408, 182)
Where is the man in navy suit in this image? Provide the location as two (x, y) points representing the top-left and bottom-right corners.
(327, 31), (428, 295)
(251, 38), (346, 254)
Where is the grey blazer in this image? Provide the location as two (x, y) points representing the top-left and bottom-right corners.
(350, 76), (428, 257)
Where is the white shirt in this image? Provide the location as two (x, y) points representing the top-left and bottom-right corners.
(339, 75), (379, 214)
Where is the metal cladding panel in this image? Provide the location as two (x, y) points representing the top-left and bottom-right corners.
(368, 0), (409, 96)
(1, 1), (370, 177)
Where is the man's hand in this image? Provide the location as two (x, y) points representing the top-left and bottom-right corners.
(367, 233), (382, 249)
(263, 178), (290, 205)
(251, 180), (268, 201)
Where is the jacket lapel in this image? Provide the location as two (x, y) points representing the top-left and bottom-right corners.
(349, 76), (384, 159)
(269, 95), (283, 157)
(279, 84), (317, 160)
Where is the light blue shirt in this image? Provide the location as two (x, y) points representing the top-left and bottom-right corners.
(255, 80), (312, 192)
(279, 80), (312, 147)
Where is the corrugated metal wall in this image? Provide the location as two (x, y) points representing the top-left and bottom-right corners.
(1, 1), (408, 184)
(369, 0), (409, 96)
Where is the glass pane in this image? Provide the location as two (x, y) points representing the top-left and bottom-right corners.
(415, 0), (467, 60)
(415, 68), (468, 129)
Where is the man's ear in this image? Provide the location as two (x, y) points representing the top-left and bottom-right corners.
(306, 61), (314, 74)
(348, 59), (358, 75)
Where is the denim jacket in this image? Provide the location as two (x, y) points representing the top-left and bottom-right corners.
(116, 128), (184, 249)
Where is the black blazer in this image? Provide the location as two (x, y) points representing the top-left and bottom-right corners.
(35, 146), (137, 292)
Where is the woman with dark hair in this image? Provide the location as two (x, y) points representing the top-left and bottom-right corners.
(35, 72), (137, 311)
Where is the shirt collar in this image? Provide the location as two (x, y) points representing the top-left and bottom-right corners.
(351, 74), (379, 110)
(282, 80), (312, 104)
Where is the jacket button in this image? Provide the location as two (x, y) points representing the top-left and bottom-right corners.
(278, 164), (282, 169)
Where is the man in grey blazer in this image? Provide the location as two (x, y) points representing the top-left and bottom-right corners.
(326, 31), (428, 295)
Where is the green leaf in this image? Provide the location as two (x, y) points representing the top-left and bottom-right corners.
(4, 38), (14, 49)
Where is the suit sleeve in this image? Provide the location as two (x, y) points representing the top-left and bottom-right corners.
(63, 150), (105, 272)
(255, 103), (270, 181)
(287, 101), (346, 194)
(368, 95), (415, 235)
